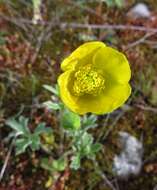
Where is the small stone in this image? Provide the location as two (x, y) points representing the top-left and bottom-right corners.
(113, 132), (143, 179)
(127, 3), (151, 18)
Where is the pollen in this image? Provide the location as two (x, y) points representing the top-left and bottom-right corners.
(73, 65), (105, 96)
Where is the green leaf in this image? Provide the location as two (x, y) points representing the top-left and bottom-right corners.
(77, 133), (93, 155)
(70, 154), (81, 170)
(104, 0), (123, 7)
(32, 0), (41, 9)
(82, 114), (98, 130)
(91, 143), (102, 154)
(43, 101), (61, 110)
(61, 109), (81, 131)
(115, 0), (123, 7)
(6, 116), (30, 135)
(6, 115), (53, 155)
(41, 157), (67, 172)
(35, 122), (52, 134)
(18, 116), (30, 134)
(81, 132), (93, 147)
(0, 31), (7, 45)
(72, 131), (102, 159)
(29, 134), (41, 151)
(0, 38), (6, 45)
(43, 84), (59, 96)
(6, 118), (23, 134)
(86, 143), (102, 159)
(40, 158), (54, 172)
(52, 157), (67, 171)
(15, 138), (31, 155)
(104, 0), (114, 6)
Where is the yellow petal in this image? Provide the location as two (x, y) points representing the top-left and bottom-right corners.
(93, 46), (131, 84)
(58, 69), (131, 114)
(75, 83), (131, 115)
(57, 70), (78, 111)
(61, 41), (106, 71)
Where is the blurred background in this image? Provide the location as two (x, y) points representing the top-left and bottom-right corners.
(0, 0), (157, 190)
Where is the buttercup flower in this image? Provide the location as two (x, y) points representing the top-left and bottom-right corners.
(58, 41), (131, 115)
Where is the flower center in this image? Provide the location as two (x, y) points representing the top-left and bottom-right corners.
(73, 65), (105, 96)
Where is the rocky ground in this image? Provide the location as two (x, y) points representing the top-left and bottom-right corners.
(0, 0), (157, 190)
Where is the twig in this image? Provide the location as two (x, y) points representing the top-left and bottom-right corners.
(114, 179), (120, 190)
(60, 23), (157, 32)
(0, 13), (28, 32)
(124, 31), (157, 50)
(0, 137), (16, 182)
(101, 172), (117, 190)
(135, 104), (157, 113)
(93, 160), (117, 190)
(4, 0), (157, 34)
(1, 13), (157, 33)
(145, 40), (157, 45)
(97, 114), (110, 142)
(153, 185), (157, 190)
(103, 110), (125, 140)
(0, 13), (34, 41)
(30, 16), (55, 65)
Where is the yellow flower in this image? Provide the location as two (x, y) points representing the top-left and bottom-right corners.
(58, 41), (131, 115)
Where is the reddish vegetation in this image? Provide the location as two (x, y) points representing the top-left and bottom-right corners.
(1, 1), (157, 190)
